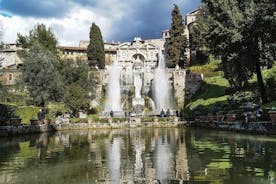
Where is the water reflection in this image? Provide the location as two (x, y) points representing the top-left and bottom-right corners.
(0, 128), (276, 183)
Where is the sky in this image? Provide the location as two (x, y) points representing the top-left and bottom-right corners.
(0, 0), (201, 46)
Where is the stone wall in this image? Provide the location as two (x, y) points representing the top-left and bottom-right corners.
(171, 69), (203, 109)
(0, 120), (186, 137)
(184, 72), (203, 101)
(172, 69), (186, 109)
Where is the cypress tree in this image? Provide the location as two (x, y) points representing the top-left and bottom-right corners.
(87, 23), (105, 69)
(165, 4), (188, 68)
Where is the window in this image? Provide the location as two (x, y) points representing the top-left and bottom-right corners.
(9, 73), (13, 81)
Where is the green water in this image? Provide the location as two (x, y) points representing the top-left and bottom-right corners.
(0, 128), (276, 184)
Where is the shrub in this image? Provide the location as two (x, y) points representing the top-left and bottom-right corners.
(227, 91), (259, 108)
(0, 104), (16, 124)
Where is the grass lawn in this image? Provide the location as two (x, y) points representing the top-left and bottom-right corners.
(15, 106), (40, 124)
(186, 75), (230, 111)
(186, 64), (276, 112)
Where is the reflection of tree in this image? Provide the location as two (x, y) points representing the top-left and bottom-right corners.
(188, 129), (276, 183)
(2, 129), (276, 183)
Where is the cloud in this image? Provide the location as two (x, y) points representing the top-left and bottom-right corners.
(0, 0), (201, 45)
(0, 6), (113, 46)
(109, 0), (201, 41)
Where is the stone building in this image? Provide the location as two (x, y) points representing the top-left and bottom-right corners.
(101, 37), (200, 111)
(57, 41), (118, 65)
(80, 40), (118, 65)
(116, 37), (161, 95)
(0, 44), (23, 85)
(162, 8), (201, 65)
(57, 46), (87, 61)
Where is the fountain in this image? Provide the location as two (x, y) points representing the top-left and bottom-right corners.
(104, 60), (122, 112)
(153, 51), (172, 112)
(103, 45), (173, 117)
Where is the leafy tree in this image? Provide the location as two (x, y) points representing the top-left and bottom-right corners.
(88, 67), (101, 100)
(87, 23), (105, 69)
(20, 43), (63, 106)
(189, 7), (210, 65)
(0, 104), (15, 124)
(0, 83), (7, 102)
(58, 59), (89, 89)
(63, 83), (89, 117)
(58, 59), (101, 112)
(17, 24), (58, 53)
(165, 4), (188, 68)
(199, 0), (275, 103)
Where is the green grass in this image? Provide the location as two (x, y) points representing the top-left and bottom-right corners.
(186, 75), (230, 111)
(250, 66), (276, 83)
(15, 106), (40, 124)
(262, 101), (276, 109)
(186, 65), (276, 113)
(189, 55), (222, 77)
(187, 96), (228, 110)
(88, 114), (99, 120)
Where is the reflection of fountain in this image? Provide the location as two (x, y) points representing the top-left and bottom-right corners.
(153, 51), (172, 112)
(155, 130), (174, 183)
(104, 60), (122, 112)
(108, 138), (121, 184)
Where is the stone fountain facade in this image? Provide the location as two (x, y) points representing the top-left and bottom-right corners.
(102, 37), (201, 114)
(117, 37), (160, 113)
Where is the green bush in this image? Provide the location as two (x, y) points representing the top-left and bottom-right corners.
(227, 91), (259, 108)
(0, 104), (16, 124)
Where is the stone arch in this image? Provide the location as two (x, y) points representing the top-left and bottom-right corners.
(132, 53), (145, 61)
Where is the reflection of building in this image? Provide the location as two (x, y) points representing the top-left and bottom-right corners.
(175, 129), (190, 181)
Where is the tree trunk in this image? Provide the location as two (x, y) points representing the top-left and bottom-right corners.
(256, 60), (267, 103)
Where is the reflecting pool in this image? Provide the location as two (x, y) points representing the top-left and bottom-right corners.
(1, 128), (276, 184)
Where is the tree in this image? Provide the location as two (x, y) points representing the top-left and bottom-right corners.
(17, 24), (58, 53)
(189, 7), (210, 65)
(165, 4), (188, 68)
(20, 43), (63, 106)
(63, 83), (89, 117)
(58, 59), (101, 112)
(0, 82), (7, 102)
(88, 67), (101, 100)
(87, 23), (105, 69)
(58, 59), (90, 89)
(199, 0), (275, 103)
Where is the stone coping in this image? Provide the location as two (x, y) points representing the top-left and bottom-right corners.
(190, 120), (276, 135)
(0, 121), (187, 137)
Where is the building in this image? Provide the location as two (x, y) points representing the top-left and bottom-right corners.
(162, 8), (201, 65)
(57, 46), (87, 61)
(0, 44), (23, 68)
(0, 44), (23, 85)
(57, 41), (119, 65)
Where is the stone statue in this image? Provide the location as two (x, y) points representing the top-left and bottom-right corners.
(134, 74), (142, 98)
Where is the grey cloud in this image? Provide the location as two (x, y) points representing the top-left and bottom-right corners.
(0, 0), (201, 42)
(0, 0), (74, 18)
(107, 0), (201, 41)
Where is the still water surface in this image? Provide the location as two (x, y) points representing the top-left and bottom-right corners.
(0, 128), (276, 184)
